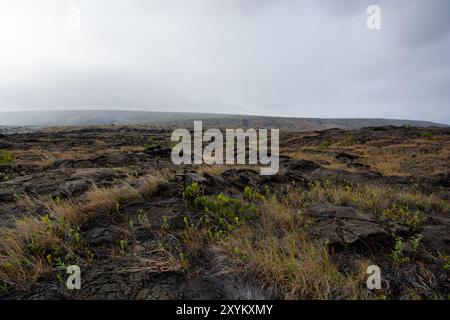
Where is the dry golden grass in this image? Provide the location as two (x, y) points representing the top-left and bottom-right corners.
(217, 196), (366, 299)
(138, 170), (171, 196)
(12, 149), (56, 167)
(350, 144), (415, 176)
(179, 181), (447, 299)
(0, 172), (171, 291)
(221, 231), (365, 299)
(118, 247), (189, 274)
(177, 184), (368, 299)
(82, 185), (140, 214)
(44, 199), (83, 225)
(284, 132), (450, 177)
(335, 138), (450, 176)
(286, 182), (450, 220)
(0, 214), (83, 290)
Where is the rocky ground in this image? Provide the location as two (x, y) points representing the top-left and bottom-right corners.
(0, 125), (449, 300)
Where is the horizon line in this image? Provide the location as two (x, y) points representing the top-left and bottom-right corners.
(0, 108), (449, 126)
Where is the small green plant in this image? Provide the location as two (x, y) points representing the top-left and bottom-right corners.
(183, 216), (195, 231)
(182, 182), (202, 199)
(193, 193), (257, 237)
(137, 208), (150, 226)
(41, 214), (53, 232)
(129, 218), (134, 230)
(54, 256), (67, 269)
(410, 234), (423, 252)
(263, 185), (272, 198)
(382, 204), (421, 228)
(243, 186), (265, 202)
(177, 252), (189, 270)
(342, 133), (355, 146)
(119, 239), (128, 252)
(243, 186), (254, 199)
(143, 136), (154, 151)
(233, 246), (249, 262)
(0, 172), (10, 181)
(0, 283), (8, 293)
(161, 215), (170, 229)
(54, 196), (61, 206)
(442, 255), (450, 271)
(0, 150), (14, 166)
(419, 131), (433, 138)
(391, 237), (410, 265)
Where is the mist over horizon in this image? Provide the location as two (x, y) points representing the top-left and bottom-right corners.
(1, 1), (450, 123)
(0, 108), (449, 125)
(0, 109), (447, 129)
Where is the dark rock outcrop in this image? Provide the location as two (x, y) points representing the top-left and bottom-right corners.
(308, 204), (393, 253)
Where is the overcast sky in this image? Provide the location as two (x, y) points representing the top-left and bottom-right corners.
(0, 0), (449, 123)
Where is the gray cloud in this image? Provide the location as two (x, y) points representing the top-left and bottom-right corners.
(0, 0), (449, 123)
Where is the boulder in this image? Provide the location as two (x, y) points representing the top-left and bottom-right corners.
(308, 204), (393, 252)
(144, 145), (172, 157)
(85, 227), (115, 246)
(63, 179), (91, 197)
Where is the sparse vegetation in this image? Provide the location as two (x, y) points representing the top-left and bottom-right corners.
(138, 171), (170, 196)
(180, 183), (366, 299)
(0, 125), (448, 300)
(193, 193), (257, 238)
(0, 150), (14, 166)
(119, 239), (128, 252)
(410, 234), (423, 252)
(221, 229), (364, 299)
(419, 131), (433, 138)
(0, 172), (171, 291)
(382, 204), (421, 228)
(182, 182), (202, 199)
(143, 135), (155, 151)
(82, 185), (141, 214)
(284, 181), (449, 225)
(0, 212), (94, 291)
(391, 238), (411, 265)
(136, 208), (150, 227)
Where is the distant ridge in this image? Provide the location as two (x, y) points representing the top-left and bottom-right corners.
(0, 110), (447, 131)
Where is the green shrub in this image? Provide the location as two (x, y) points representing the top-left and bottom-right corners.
(419, 131), (433, 138)
(0, 150), (14, 166)
(382, 204), (422, 228)
(182, 182), (202, 199)
(391, 237), (410, 265)
(410, 234), (423, 252)
(193, 193), (257, 237)
(143, 136), (154, 151)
